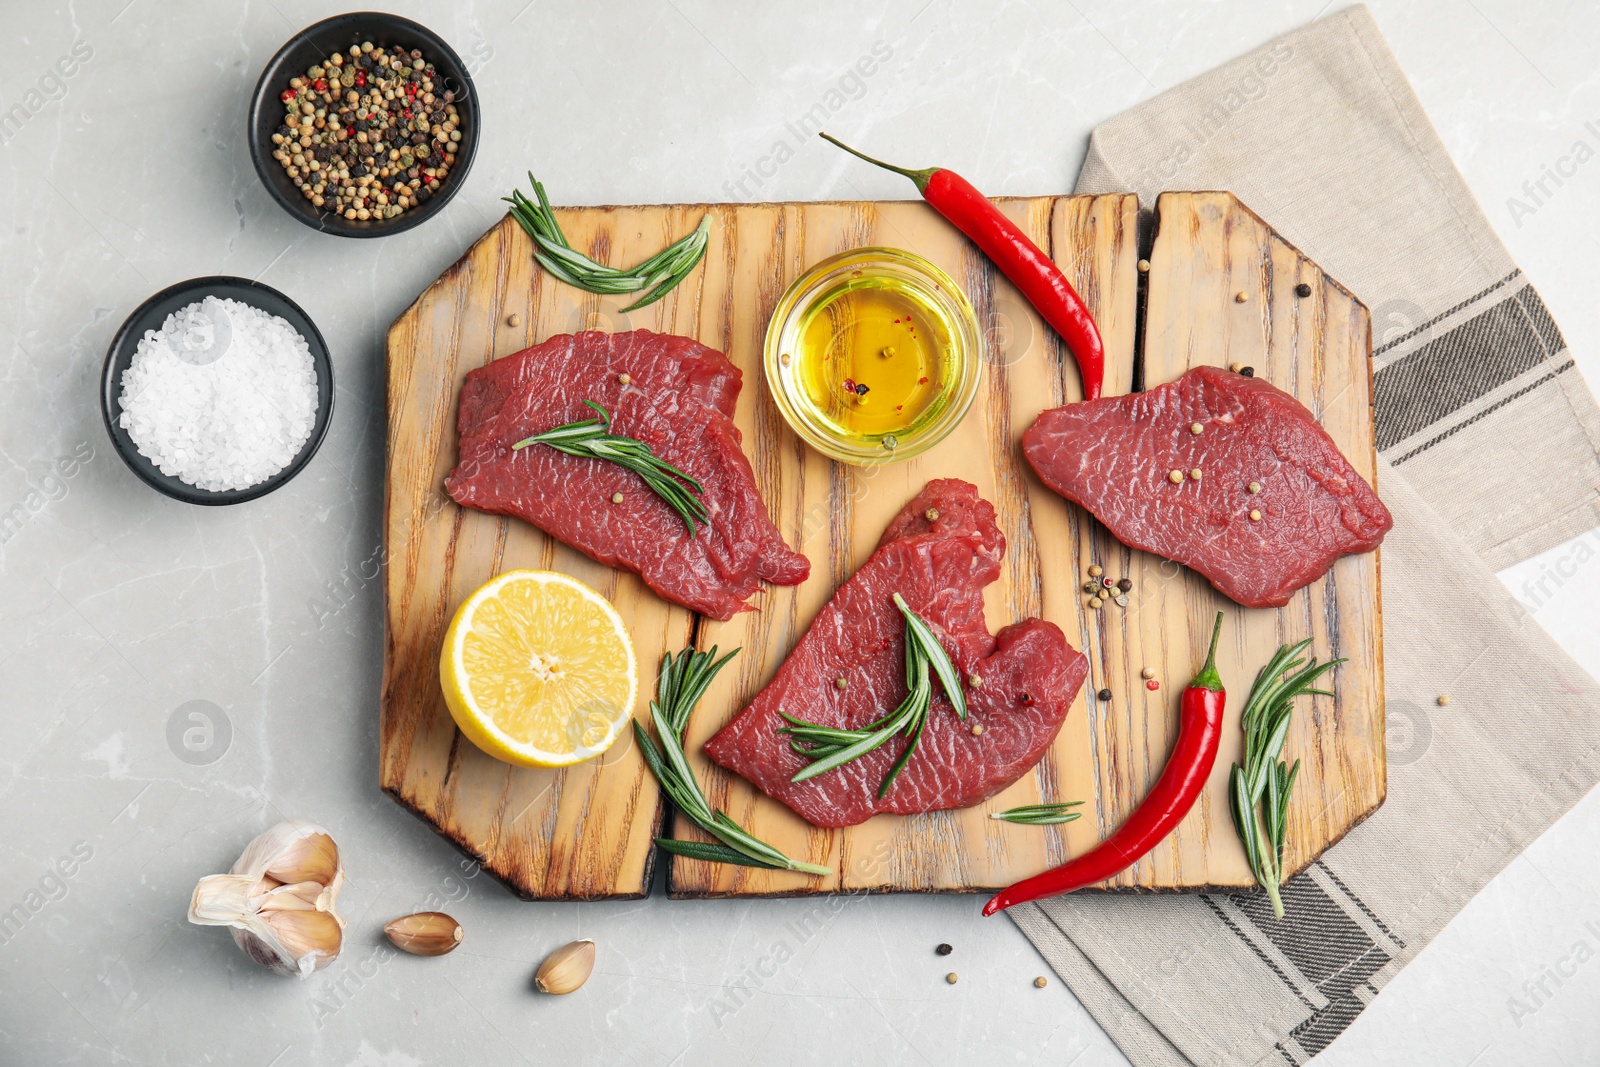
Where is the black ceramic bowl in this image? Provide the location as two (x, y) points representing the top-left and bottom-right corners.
(100, 276), (335, 505)
(248, 11), (479, 237)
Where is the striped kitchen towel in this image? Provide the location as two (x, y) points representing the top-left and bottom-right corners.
(1013, 6), (1600, 1065)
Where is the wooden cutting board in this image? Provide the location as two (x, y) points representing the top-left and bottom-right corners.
(380, 191), (1383, 901)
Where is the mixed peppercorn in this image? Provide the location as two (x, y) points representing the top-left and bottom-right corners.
(269, 41), (463, 222)
(1082, 563), (1132, 609)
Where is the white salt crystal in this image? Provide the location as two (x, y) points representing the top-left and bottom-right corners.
(118, 296), (319, 492)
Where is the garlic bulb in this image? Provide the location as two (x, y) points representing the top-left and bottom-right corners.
(187, 819), (345, 978)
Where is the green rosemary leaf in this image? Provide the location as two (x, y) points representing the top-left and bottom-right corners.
(876, 690), (929, 799)
(529, 248), (587, 288)
(1229, 766), (1263, 876)
(707, 813), (800, 870)
(893, 593), (967, 720)
(989, 801), (1084, 825)
(670, 646), (737, 736)
(638, 647), (830, 877)
(506, 172), (709, 310)
(510, 402), (708, 536)
(622, 217), (712, 311)
(654, 838), (784, 871)
(1229, 643), (1347, 918)
(783, 595), (964, 796)
(789, 708), (913, 784)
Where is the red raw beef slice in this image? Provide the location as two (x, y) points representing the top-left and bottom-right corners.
(1022, 365), (1393, 609)
(446, 330), (809, 620)
(703, 479), (1087, 828)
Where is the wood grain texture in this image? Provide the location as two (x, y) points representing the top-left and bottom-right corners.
(380, 191), (1383, 901)
(1105, 191), (1385, 890)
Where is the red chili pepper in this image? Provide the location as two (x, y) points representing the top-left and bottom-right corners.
(820, 133), (1105, 401)
(983, 611), (1226, 915)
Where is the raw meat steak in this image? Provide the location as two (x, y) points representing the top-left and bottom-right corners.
(446, 330), (809, 620)
(703, 479), (1087, 828)
(1022, 365), (1392, 608)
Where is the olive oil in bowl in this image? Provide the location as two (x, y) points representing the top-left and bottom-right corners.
(765, 248), (981, 464)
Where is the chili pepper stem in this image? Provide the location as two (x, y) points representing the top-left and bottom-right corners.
(818, 132), (939, 193)
(1192, 611), (1226, 693)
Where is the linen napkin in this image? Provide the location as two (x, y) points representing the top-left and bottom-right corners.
(1010, 6), (1600, 1064)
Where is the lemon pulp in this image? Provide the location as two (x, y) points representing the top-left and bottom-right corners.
(439, 570), (637, 768)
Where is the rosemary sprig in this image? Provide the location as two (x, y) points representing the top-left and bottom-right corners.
(512, 401), (708, 536)
(989, 801), (1084, 826)
(780, 593), (966, 798)
(504, 172), (711, 311)
(635, 647), (831, 877)
(1227, 639), (1345, 918)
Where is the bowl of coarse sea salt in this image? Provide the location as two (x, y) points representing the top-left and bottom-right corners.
(100, 277), (334, 504)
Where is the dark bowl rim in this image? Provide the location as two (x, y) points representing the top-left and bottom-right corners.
(99, 275), (336, 506)
(247, 10), (480, 239)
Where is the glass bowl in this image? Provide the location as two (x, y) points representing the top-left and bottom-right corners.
(763, 247), (982, 465)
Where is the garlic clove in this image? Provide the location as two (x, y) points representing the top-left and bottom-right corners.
(264, 908), (343, 963)
(189, 819), (345, 979)
(258, 881), (331, 912)
(231, 926), (307, 978)
(534, 939), (596, 994)
(188, 874), (263, 925)
(263, 831), (340, 886)
(384, 912), (464, 956)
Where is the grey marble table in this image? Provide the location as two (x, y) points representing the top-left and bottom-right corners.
(3, 1), (1598, 1064)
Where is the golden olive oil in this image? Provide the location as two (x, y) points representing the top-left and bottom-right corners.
(790, 277), (960, 447)
(765, 247), (981, 464)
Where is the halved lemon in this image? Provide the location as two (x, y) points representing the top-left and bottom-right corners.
(440, 570), (637, 769)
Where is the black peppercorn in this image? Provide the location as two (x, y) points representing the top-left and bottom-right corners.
(1294, 282), (1312, 298)
(1240, 366), (1255, 377)
(1097, 688), (1113, 701)
(936, 943), (953, 956)
(1117, 578), (1132, 592)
